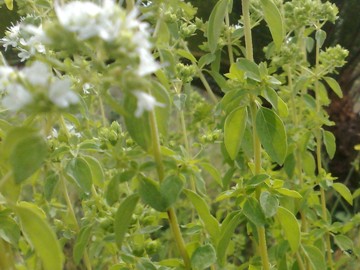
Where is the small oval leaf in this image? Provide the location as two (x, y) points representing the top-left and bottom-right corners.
(224, 106), (247, 160)
(332, 182), (353, 205)
(256, 107), (287, 164)
(208, 0), (229, 53)
(260, 0), (284, 49)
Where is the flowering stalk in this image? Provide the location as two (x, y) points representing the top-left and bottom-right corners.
(148, 105), (191, 269)
(314, 32), (333, 270)
(242, 0), (270, 269)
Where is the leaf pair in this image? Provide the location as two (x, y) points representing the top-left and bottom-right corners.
(224, 106), (287, 165)
(139, 175), (184, 212)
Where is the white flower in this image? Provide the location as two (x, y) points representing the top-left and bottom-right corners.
(2, 83), (33, 111)
(55, 0), (121, 41)
(1, 24), (20, 50)
(48, 78), (79, 108)
(133, 90), (164, 117)
(137, 47), (160, 76)
(22, 61), (51, 86)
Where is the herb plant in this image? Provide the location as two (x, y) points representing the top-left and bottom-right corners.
(0, 0), (358, 269)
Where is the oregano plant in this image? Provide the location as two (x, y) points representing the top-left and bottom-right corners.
(0, 0), (358, 270)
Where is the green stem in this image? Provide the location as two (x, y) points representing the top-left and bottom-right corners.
(98, 94), (108, 127)
(314, 35), (333, 270)
(198, 70), (218, 104)
(60, 174), (92, 270)
(148, 109), (191, 269)
(225, 8), (235, 65)
(243, 0), (270, 269)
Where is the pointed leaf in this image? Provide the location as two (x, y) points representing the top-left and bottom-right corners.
(334, 234), (354, 252)
(256, 107), (287, 164)
(115, 194), (139, 248)
(323, 76), (343, 98)
(303, 245), (326, 270)
(217, 211), (243, 266)
(276, 188), (302, 199)
(160, 175), (184, 208)
(243, 197), (266, 226)
(73, 225), (92, 265)
(332, 183), (353, 205)
(276, 207), (300, 253)
(15, 203), (64, 270)
(260, 0), (284, 49)
(224, 106), (247, 160)
(184, 189), (220, 240)
(139, 177), (167, 212)
(208, 0), (228, 53)
(322, 130), (336, 159)
(66, 157), (92, 193)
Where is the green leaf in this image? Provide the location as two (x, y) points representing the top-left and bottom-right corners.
(208, 0), (228, 53)
(276, 188), (302, 199)
(123, 92), (152, 151)
(256, 107), (287, 164)
(247, 174), (269, 187)
(5, 0), (13, 10)
(224, 106), (247, 160)
(66, 157), (93, 194)
(243, 197), (266, 227)
(139, 175), (183, 212)
(276, 207), (300, 253)
(73, 225), (92, 265)
(15, 203), (64, 270)
(323, 77), (343, 98)
(315, 29), (327, 48)
(114, 194), (139, 248)
(332, 183), (353, 205)
(191, 244), (217, 270)
(236, 58), (261, 81)
(217, 211), (243, 266)
(152, 81), (171, 137)
(184, 189), (220, 240)
(260, 191), (279, 218)
(334, 234), (354, 252)
(82, 155), (105, 187)
(139, 177), (166, 212)
(176, 49), (197, 63)
(9, 134), (47, 184)
(303, 245), (326, 270)
(260, 0), (284, 49)
(44, 172), (59, 201)
(0, 215), (20, 245)
(159, 175), (184, 209)
(302, 151), (316, 176)
(322, 130), (336, 159)
(199, 162), (222, 187)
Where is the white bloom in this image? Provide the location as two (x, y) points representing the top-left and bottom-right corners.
(137, 47), (160, 76)
(1, 24), (20, 50)
(82, 83), (93, 94)
(22, 61), (51, 86)
(16, 25), (47, 61)
(133, 90), (164, 117)
(55, 0), (121, 41)
(48, 78), (79, 108)
(2, 83), (33, 111)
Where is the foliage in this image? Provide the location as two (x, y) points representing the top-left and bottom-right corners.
(0, 0), (359, 270)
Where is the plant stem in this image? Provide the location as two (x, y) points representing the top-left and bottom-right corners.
(60, 174), (92, 270)
(225, 8), (235, 65)
(148, 108), (191, 269)
(243, 0), (270, 269)
(314, 35), (333, 270)
(198, 70), (218, 104)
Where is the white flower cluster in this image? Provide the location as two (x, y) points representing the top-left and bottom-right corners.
(1, 61), (79, 111)
(54, 0), (159, 76)
(133, 91), (164, 118)
(1, 21), (47, 62)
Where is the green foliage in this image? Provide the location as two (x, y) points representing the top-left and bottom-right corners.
(0, 0), (357, 269)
